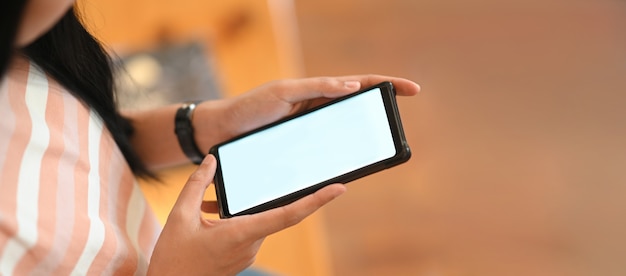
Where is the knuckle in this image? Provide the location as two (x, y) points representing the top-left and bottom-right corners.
(187, 169), (207, 184)
(316, 77), (337, 90)
(166, 207), (187, 223)
(271, 79), (291, 90)
(268, 79), (292, 98)
(308, 190), (326, 208)
(277, 206), (303, 228)
(228, 227), (249, 245)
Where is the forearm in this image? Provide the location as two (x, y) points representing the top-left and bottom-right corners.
(124, 99), (233, 170)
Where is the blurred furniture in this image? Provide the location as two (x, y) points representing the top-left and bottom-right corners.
(83, 1), (331, 275)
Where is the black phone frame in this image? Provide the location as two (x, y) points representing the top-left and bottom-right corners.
(209, 81), (411, 218)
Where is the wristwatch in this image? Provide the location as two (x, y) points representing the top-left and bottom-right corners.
(175, 101), (205, 164)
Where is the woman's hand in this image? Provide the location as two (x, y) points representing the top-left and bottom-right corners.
(148, 155), (346, 276)
(128, 75), (418, 169)
(193, 75), (420, 153)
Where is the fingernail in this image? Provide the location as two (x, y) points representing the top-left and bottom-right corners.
(344, 81), (361, 90)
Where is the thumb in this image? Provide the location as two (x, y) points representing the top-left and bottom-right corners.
(169, 155), (217, 221)
(239, 184), (347, 239)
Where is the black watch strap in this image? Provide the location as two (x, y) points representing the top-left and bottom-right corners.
(175, 101), (205, 164)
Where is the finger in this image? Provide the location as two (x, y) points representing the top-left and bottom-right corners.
(239, 184), (347, 239)
(336, 75), (421, 96)
(201, 201), (219, 214)
(276, 77), (362, 104)
(169, 155), (217, 219)
(277, 75), (419, 105)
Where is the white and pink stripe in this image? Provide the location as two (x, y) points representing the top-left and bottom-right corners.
(0, 57), (161, 275)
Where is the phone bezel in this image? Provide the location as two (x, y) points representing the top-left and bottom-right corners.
(209, 81), (411, 218)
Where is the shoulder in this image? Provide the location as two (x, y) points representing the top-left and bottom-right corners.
(0, 56), (110, 182)
(3, 55), (79, 99)
(1, 56), (137, 192)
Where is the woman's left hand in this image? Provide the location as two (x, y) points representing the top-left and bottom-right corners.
(192, 75), (420, 153)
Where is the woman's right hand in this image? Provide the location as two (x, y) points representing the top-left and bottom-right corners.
(147, 155), (346, 276)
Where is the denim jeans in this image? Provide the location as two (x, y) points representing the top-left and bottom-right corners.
(238, 267), (273, 276)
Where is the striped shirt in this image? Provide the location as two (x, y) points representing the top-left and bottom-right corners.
(0, 57), (161, 275)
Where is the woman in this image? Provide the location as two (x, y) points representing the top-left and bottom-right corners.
(0, 0), (420, 274)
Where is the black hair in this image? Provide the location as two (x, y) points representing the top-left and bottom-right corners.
(0, 0), (27, 75)
(2, 3), (154, 178)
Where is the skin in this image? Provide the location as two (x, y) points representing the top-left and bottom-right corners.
(15, 0), (75, 46)
(13, 0), (421, 274)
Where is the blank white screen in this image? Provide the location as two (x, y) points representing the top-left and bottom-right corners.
(218, 88), (396, 214)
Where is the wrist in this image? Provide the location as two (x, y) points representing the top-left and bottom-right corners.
(191, 99), (235, 154)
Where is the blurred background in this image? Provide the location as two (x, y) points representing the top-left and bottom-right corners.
(86, 0), (626, 275)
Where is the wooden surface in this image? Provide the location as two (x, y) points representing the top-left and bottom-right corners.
(296, 0), (626, 275)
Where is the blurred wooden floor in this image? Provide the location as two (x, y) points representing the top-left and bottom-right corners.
(295, 0), (626, 275)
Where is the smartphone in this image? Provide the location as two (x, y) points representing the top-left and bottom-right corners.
(209, 81), (411, 218)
